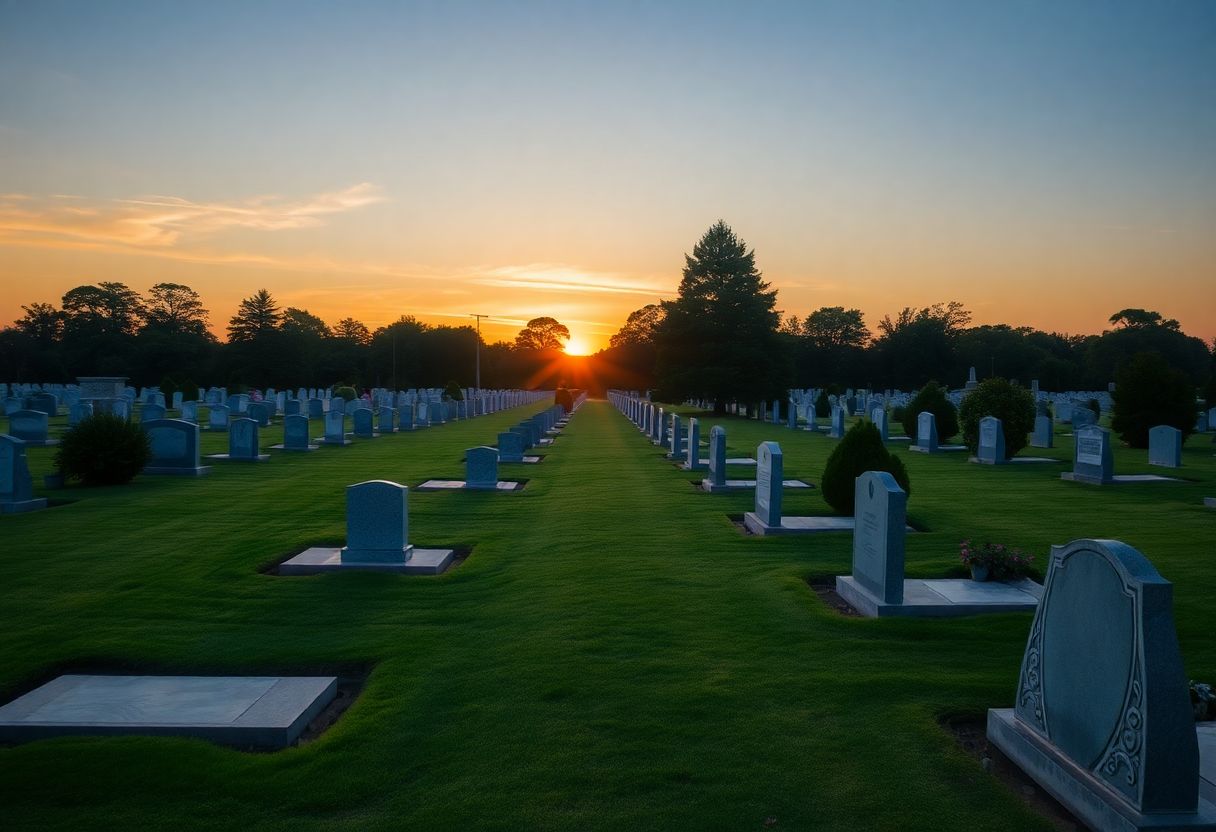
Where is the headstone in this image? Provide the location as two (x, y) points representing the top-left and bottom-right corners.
(750, 442), (783, 528)
(307, 398), (325, 419)
(685, 418), (702, 470)
(965, 366), (978, 390)
(1031, 414), (1053, 448)
(69, 401), (94, 426)
(143, 419), (209, 476)
(1072, 408), (1097, 430)
(498, 431), (525, 463)
(352, 408), (376, 439)
(340, 481), (413, 563)
(397, 406), (414, 431)
(829, 406), (845, 439)
(0, 434), (46, 513)
(280, 414), (315, 451)
(1070, 426), (1113, 485)
(466, 446), (500, 489)
(179, 401), (198, 424)
(26, 392), (58, 417)
(208, 405), (230, 432)
(284, 399), (302, 417)
(849, 471), (907, 605)
(702, 426), (727, 491)
(226, 417), (266, 461)
(323, 410), (349, 445)
(378, 407), (396, 435)
(7, 410), (52, 445)
(976, 416), (1006, 465)
(140, 403), (166, 422)
(1147, 425), (1182, 469)
(247, 402), (270, 427)
(171, 391), (184, 410)
(668, 414), (683, 459)
(915, 411), (938, 453)
(987, 539), (1214, 831)
(871, 407), (888, 441)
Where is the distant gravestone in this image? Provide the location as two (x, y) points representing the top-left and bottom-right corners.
(849, 471), (907, 605)
(685, 418), (702, 470)
(397, 406), (414, 431)
(987, 539), (1214, 831)
(279, 414), (315, 451)
(1196, 411), (1208, 433)
(341, 481), (413, 564)
(179, 401), (198, 424)
(1070, 426), (1113, 485)
(171, 391), (183, 410)
(871, 407), (889, 441)
(1030, 414), (1053, 448)
(702, 425), (727, 491)
(378, 407), (395, 435)
(745, 442), (783, 531)
(323, 410), (349, 445)
(498, 431), (525, 463)
(284, 399), (301, 417)
(7, 410), (54, 446)
(668, 414), (683, 460)
(140, 403), (166, 423)
(227, 394), (249, 414)
(247, 402), (270, 428)
(143, 419), (209, 476)
(222, 417), (267, 462)
(3, 397), (20, 416)
(1148, 425), (1182, 468)
(466, 446), (500, 489)
(976, 416), (1006, 465)
(0, 434), (46, 513)
(208, 405), (230, 432)
(829, 406), (846, 439)
(307, 398), (325, 419)
(965, 366), (978, 390)
(352, 408), (376, 439)
(913, 411), (938, 453)
(26, 392), (58, 417)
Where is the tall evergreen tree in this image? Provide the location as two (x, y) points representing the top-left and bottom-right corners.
(655, 220), (786, 412)
(226, 289), (281, 342)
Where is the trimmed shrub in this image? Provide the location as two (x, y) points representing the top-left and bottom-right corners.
(901, 380), (958, 440)
(1085, 398), (1101, 418)
(55, 413), (151, 486)
(958, 378), (1035, 459)
(1111, 352), (1196, 448)
(821, 421), (911, 515)
(555, 388), (574, 412)
(333, 385), (357, 404)
(444, 380), (465, 401)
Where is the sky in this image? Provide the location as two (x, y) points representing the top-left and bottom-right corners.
(1, 0), (1214, 353)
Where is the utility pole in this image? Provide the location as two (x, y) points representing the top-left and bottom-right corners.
(471, 314), (488, 391)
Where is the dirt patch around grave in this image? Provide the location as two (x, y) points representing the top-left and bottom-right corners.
(804, 575), (862, 617)
(940, 713), (1088, 831)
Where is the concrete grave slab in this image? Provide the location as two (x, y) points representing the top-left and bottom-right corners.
(0, 674), (336, 749)
(835, 576), (1041, 618)
(1061, 473), (1182, 484)
(416, 480), (523, 491)
(279, 547), (455, 575)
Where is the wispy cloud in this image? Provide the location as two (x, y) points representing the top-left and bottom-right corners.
(471, 263), (672, 298)
(0, 183), (385, 247)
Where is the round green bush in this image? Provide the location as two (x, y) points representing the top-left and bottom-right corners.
(555, 388), (574, 412)
(444, 380), (465, 401)
(333, 385), (357, 404)
(55, 413), (151, 486)
(821, 421), (911, 515)
(901, 380), (959, 441)
(958, 378), (1034, 459)
(1111, 352), (1196, 448)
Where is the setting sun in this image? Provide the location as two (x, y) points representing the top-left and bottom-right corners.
(563, 337), (592, 356)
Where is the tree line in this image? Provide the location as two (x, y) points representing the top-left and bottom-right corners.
(0, 282), (579, 392)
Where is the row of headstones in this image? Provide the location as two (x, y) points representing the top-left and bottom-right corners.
(609, 392), (741, 492)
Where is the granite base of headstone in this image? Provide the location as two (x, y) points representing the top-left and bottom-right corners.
(987, 539), (1216, 832)
(1, 434), (48, 513)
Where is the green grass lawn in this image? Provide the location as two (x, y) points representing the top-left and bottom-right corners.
(2, 400), (1213, 831)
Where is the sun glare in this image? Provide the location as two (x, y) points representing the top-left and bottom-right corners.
(564, 337), (591, 356)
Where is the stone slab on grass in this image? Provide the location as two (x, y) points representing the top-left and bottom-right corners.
(698, 457), (757, 466)
(0, 674), (336, 749)
(1061, 472), (1182, 484)
(908, 444), (966, 453)
(416, 480), (523, 491)
(835, 576), (1041, 618)
(703, 479), (812, 491)
(280, 547), (455, 576)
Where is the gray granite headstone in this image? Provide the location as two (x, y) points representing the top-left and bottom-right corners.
(208, 405), (230, 432)
(916, 411), (938, 452)
(1072, 408), (1097, 430)
(498, 431), (525, 463)
(307, 398), (324, 419)
(180, 401), (198, 424)
(977, 415), (1005, 464)
(871, 407), (888, 441)
(229, 418), (260, 459)
(1031, 414), (1053, 448)
(340, 480), (413, 563)
(247, 402), (270, 427)
(140, 403), (166, 422)
(69, 401), (94, 426)
(8, 410), (49, 444)
(669, 413), (683, 459)
(686, 418), (702, 470)
(26, 392), (58, 417)
(466, 446), (499, 489)
(989, 539), (1210, 830)
(704, 425), (727, 490)
(850, 471), (907, 605)
(352, 408), (375, 439)
(323, 410), (347, 444)
(753, 441), (783, 527)
(1072, 426), (1113, 485)
(1148, 425), (1181, 468)
(378, 407), (395, 434)
(282, 414), (312, 450)
(143, 419), (207, 475)
(0, 434), (45, 512)
(829, 406), (845, 439)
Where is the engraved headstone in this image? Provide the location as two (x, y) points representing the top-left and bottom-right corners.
(1148, 425), (1182, 469)
(465, 446), (499, 489)
(976, 415), (1006, 465)
(143, 419), (209, 476)
(849, 471), (907, 605)
(751, 441), (783, 528)
(340, 480), (413, 564)
(1071, 426), (1113, 485)
(915, 411), (938, 453)
(0, 434), (46, 513)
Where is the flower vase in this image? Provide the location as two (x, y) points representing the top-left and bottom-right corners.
(970, 564), (990, 582)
